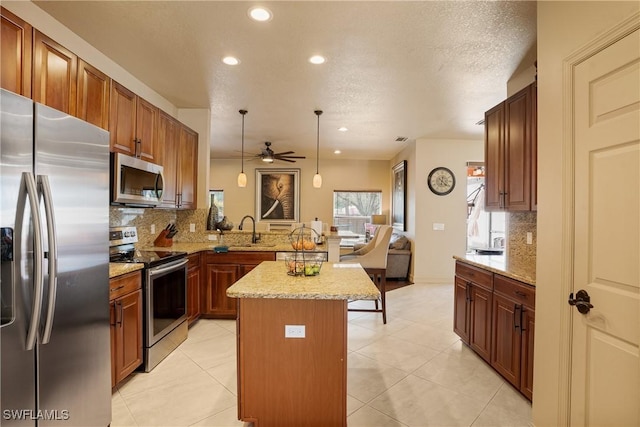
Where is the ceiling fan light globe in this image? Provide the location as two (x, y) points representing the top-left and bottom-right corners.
(313, 173), (322, 188)
(237, 172), (247, 187)
(262, 157), (274, 163)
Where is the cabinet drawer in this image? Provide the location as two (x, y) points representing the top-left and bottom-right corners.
(494, 274), (535, 308)
(109, 271), (142, 301)
(455, 261), (493, 290)
(187, 253), (200, 270)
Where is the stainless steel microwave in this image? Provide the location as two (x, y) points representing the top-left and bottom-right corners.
(111, 153), (164, 207)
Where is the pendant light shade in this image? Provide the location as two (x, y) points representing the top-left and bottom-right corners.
(238, 109), (248, 187)
(313, 110), (323, 188)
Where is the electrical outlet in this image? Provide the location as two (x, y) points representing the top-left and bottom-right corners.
(150, 224), (155, 234)
(526, 232), (533, 245)
(189, 223), (196, 232)
(285, 325), (305, 338)
(208, 234), (217, 241)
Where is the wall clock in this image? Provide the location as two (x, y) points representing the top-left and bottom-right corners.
(427, 167), (455, 195)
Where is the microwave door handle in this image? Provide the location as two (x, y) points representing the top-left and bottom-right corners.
(155, 171), (165, 203)
(15, 172), (45, 351)
(38, 175), (57, 344)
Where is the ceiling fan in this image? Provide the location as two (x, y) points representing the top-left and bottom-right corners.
(254, 141), (306, 163)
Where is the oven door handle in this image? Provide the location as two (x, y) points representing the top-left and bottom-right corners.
(148, 258), (188, 277)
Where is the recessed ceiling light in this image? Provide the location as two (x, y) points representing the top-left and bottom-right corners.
(338, 127), (348, 132)
(309, 55), (326, 65)
(222, 56), (240, 65)
(248, 7), (272, 22)
(334, 150), (342, 154)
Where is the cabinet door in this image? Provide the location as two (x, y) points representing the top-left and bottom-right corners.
(114, 289), (143, 384)
(77, 59), (110, 130)
(491, 293), (520, 388)
(484, 102), (504, 210)
(453, 277), (470, 343)
(136, 96), (159, 163)
(177, 125), (198, 209)
(1, 7), (32, 97)
(187, 254), (201, 326)
(33, 30), (77, 115)
(109, 81), (137, 156)
(158, 111), (179, 207)
(504, 85), (532, 211)
(469, 284), (492, 362)
(203, 263), (239, 318)
(520, 307), (535, 400)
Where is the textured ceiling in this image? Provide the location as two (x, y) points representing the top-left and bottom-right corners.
(33, 1), (537, 161)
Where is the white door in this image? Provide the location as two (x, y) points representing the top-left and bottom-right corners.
(571, 28), (640, 426)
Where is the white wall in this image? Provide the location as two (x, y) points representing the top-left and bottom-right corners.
(209, 157), (391, 229)
(534, 2), (639, 426)
(412, 139), (483, 283)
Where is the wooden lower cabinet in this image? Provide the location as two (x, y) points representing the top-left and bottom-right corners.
(187, 253), (201, 326)
(453, 262), (493, 362)
(202, 252), (275, 319)
(109, 271), (143, 388)
(454, 261), (535, 400)
(491, 274), (535, 400)
(237, 298), (347, 426)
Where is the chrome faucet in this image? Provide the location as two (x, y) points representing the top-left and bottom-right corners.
(238, 215), (260, 244)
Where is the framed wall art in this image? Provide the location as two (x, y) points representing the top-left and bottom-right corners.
(255, 168), (300, 223)
(392, 160), (407, 231)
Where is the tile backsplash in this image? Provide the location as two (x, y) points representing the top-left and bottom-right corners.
(507, 211), (537, 265)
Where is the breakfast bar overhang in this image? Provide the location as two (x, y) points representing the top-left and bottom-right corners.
(227, 261), (380, 427)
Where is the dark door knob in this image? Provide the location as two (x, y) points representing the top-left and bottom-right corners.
(568, 289), (594, 314)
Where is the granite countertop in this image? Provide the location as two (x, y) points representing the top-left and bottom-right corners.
(109, 263), (144, 279)
(226, 261), (380, 300)
(453, 254), (536, 286)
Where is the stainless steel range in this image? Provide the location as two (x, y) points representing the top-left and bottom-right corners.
(109, 226), (188, 372)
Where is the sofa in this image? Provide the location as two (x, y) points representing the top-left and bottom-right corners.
(353, 233), (412, 280)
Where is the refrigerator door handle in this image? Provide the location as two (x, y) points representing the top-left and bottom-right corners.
(38, 175), (58, 344)
(15, 172), (45, 350)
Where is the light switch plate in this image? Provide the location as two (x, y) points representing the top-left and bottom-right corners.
(526, 232), (533, 245)
(189, 223), (196, 232)
(285, 325), (305, 338)
(433, 223), (445, 231)
(150, 224), (155, 234)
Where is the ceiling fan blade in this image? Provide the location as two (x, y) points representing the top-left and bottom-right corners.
(277, 155), (306, 159)
(274, 151), (294, 156)
(277, 158), (296, 163)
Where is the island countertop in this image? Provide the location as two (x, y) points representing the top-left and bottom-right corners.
(226, 261), (380, 300)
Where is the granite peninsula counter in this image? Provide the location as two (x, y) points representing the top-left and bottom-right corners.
(227, 261), (379, 427)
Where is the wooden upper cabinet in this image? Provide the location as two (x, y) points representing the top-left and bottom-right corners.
(77, 60), (110, 130)
(33, 30), (77, 115)
(504, 85), (532, 211)
(530, 81), (538, 211)
(158, 111), (180, 207)
(109, 80), (158, 163)
(178, 125), (198, 209)
(484, 102), (504, 211)
(1, 7), (32, 97)
(484, 82), (536, 211)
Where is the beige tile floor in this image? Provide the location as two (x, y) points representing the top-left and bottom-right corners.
(111, 282), (532, 427)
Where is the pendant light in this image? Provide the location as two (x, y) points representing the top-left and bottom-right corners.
(237, 109), (248, 187)
(313, 110), (323, 188)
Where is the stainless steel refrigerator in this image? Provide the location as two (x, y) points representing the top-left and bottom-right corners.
(1, 89), (111, 426)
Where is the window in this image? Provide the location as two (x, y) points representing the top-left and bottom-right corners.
(466, 165), (505, 253)
(333, 191), (382, 245)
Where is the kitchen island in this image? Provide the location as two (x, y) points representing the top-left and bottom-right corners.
(227, 261), (379, 427)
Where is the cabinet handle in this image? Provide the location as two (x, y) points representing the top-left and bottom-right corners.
(520, 307), (526, 332)
(116, 301), (123, 326)
(110, 285), (125, 293)
(514, 304), (521, 331)
(466, 282), (472, 302)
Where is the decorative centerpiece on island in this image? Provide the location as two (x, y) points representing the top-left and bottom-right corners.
(286, 225), (323, 276)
